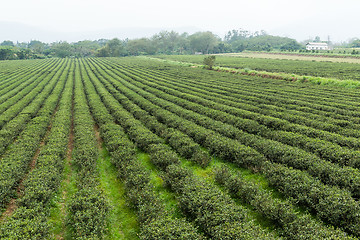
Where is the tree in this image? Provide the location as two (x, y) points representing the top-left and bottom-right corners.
(189, 32), (219, 54)
(203, 55), (216, 70)
(280, 39), (303, 51)
(350, 39), (360, 48)
(1, 40), (14, 47)
(17, 49), (31, 59)
(29, 40), (45, 54)
(95, 38), (126, 57)
(107, 38), (126, 56)
(73, 40), (100, 57)
(152, 30), (181, 54)
(126, 38), (157, 55)
(95, 46), (110, 57)
(51, 42), (73, 58)
(0, 47), (15, 60)
(314, 36), (321, 42)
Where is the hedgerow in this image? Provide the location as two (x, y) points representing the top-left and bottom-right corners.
(79, 59), (204, 239)
(214, 165), (355, 239)
(82, 59), (276, 239)
(0, 59), (71, 238)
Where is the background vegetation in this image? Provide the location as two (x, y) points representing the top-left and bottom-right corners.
(1, 28), (360, 60)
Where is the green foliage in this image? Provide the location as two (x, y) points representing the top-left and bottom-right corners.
(67, 188), (110, 239)
(203, 55), (216, 69)
(157, 54), (360, 81)
(95, 38), (127, 57)
(214, 165), (356, 239)
(0, 207), (50, 239)
(127, 38), (157, 56)
(140, 217), (204, 240)
(2, 57), (360, 238)
(1, 40), (14, 46)
(189, 31), (219, 54)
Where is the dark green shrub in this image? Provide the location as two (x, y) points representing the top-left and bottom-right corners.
(140, 217), (204, 240)
(67, 188), (110, 239)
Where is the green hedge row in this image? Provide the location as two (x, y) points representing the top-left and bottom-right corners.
(0, 60), (65, 156)
(65, 60), (110, 240)
(263, 162), (360, 237)
(138, 62), (360, 136)
(85, 59), (211, 168)
(0, 59), (63, 128)
(79, 61), (204, 239)
(83, 59), (274, 239)
(118, 60), (360, 144)
(116, 63), (360, 153)
(0, 60), (73, 239)
(0, 60), (68, 210)
(110, 57), (360, 116)
(95, 58), (360, 237)
(164, 164), (276, 239)
(104, 66), (360, 198)
(0, 59), (56, 108)
(88, 59), (259, 168)
(0, 59), (46, 87)
(214, 165), (355, 239)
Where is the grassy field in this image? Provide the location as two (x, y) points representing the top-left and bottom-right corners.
(155, 54), (360, 81)
(0, 57), (360, 239)
(218, 51), (360, 64)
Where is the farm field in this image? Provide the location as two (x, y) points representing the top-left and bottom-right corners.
(155, 54), (360, 81)
(0, 57), (360, 239)
(217, 52), (360, 64)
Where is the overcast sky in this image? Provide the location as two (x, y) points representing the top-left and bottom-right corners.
(1, 0), (359, 43)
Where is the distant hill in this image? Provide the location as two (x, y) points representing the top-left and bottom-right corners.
(0, 21), (201, 43)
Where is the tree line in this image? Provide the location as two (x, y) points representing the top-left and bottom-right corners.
(0, 29), (327, 60)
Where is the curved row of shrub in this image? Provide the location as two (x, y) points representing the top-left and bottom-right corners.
(93, 58), (360, 198)
(87, 58), (360, 237)
(123, 63), (360, 139)
(87, 59), (263, 168)
(105, 59), (360, 151)
(124, 59), (360, 139)
(82, 59), (211, 168)
(117, 67), (360, 168)
(65, 60), (110, 239)
(0, 59), (62, 118)
(153, 54), (360, 81)
(0, 60), (65, 157)
(79, 60), (205, 239)
(0, 59), (48, 89)
(87, 59), (360, 239)
(0, 59), (56, 107)
(0, 60), (69, 211)
(115, 57), (360, 116)
(82, 59), (276, 239)
(0, 60), (74, 239)
(110, 60), (360, 150)
(214, 165), (356, 239)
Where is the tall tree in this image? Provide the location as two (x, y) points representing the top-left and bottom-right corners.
(1, 40), (14, 47)
(189, 32), (219, 54)
(29, 40), (45, 54)
(126, 38), (157, 55)
(51, 41), (73, 58)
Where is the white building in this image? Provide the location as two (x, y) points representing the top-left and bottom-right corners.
(306, 42), (331, 50)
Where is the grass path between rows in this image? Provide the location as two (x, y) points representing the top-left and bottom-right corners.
(137, 152), (184, 219)
(97, 145), (139, 240)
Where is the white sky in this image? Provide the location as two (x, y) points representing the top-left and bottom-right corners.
(1, 0), (359, 42)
